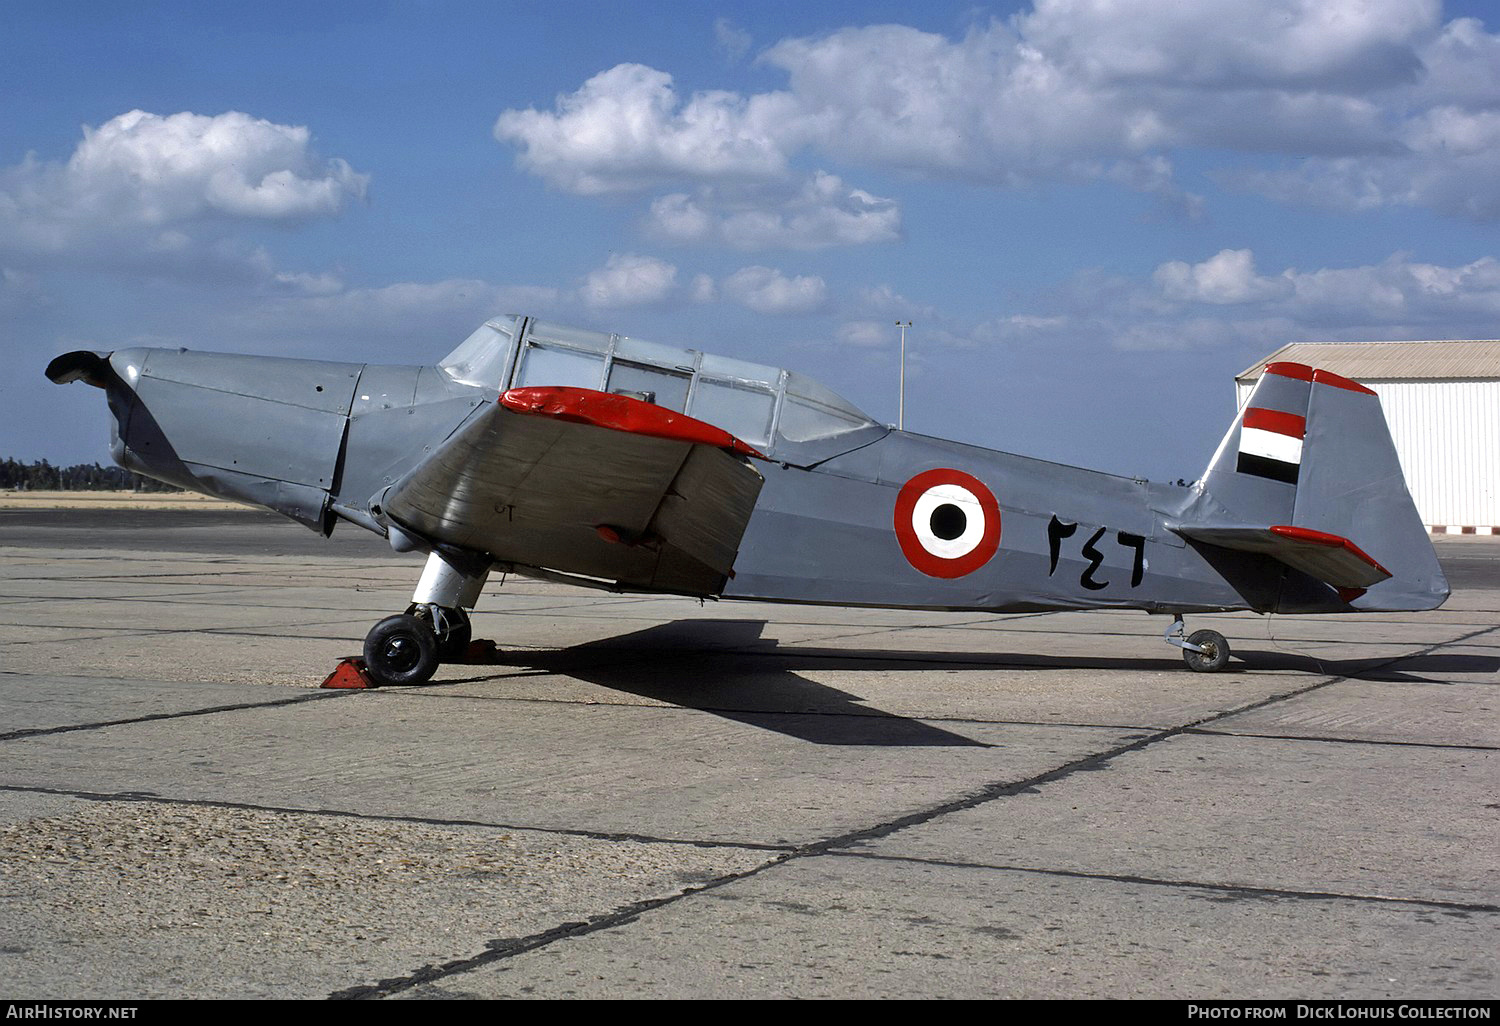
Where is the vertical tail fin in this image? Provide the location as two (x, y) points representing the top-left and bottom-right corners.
(1192, 362), (1448, 611)
(1200, 362), (1312, 525)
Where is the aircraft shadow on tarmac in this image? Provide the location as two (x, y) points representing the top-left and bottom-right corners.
(450, 619), (1498, 746)
(478, 619), (992, 748)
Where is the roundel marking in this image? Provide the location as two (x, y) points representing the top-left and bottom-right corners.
(894, 468), (1002, 578)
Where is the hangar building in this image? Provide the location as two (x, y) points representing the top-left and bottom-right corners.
(1236, 340), (1500, 535)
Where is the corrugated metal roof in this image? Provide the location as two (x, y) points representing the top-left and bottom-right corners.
(1236, 340), (1500, 382)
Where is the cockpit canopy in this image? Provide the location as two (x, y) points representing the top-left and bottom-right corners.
(441, 316), (887, 466)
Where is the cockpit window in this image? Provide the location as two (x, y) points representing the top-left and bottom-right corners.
(514, 342), (606, 391)
(439, 317), (523, 387)
(608, 360), (691, 411)
(445, 316), (886, 465)
(689, 377), (777, 449)
(778, 372), (878, 443)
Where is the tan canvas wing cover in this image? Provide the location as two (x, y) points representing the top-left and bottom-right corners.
(382, 387), (765, 596)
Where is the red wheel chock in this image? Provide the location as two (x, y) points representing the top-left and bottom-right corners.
(319, 641), (501, 689)
(320, 657), (376, 689)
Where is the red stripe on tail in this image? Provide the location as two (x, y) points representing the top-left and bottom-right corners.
(1241, 407), (1306, 438)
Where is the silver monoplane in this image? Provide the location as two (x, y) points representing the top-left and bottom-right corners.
(49, 315), (1447, 684)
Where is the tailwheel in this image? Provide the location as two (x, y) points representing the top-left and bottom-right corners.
(407, 604), (472, 663)
(1182, 629), (1230, 672)
(363, 613), (440, 686)
(1163, 615), (1232, 672)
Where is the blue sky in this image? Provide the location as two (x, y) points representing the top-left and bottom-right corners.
(4, 0), (1499, 480)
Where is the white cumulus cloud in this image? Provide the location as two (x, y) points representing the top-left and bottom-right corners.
(494, 1), (1500, 220)
(0, 110), (370, 287)
(1151, 249), (1500, 326)
(2, 110), (367, 239)
(579, 252), (680, 308)
(1154, 250), (1292, 304)
(1003, 249), (1500, 352)
(1014, 0), (1436, 90)
(836, 320), (896, 349)
(494, 64), (796, 195)
(646, 172), (901, 250)
(721, 266), (827, 315)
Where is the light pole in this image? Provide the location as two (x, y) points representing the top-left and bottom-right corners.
(896, 320), (912, 430)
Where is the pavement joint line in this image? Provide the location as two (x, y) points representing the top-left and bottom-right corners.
(0, 668), (290, 685)
(0, 630), (338, 649)
(0, 591), (327, 605)
(0, 617), (390, 646)
(321, 681), (1343, 1000)
(7, 579), (411, 589)
(2, 564), (410, 574)
(1182, 727), (1499, 752)
(324, 621), (1500, 996)
(1313, 672), (1500, 686)
(0, 690), (351, 742)
(196, 627), (375, 640)
(327, 851), (798, 1001)
(0, 783), (793, 854)
(3, 570), (330, 582)
(824, 851), (1500, 915)
(318, 698), (1328, 998)
(0, 618), (374, 636)
(781, 621), (1500, 859)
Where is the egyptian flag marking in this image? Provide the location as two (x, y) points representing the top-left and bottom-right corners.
(1237, 407), (1305, 484)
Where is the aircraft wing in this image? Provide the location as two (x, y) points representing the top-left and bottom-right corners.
(1172, 524), (1391, 590)
(380, 386), (767, 596)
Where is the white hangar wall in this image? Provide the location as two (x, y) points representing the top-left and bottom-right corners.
(1372, 380), (1499, 530)
(1236, 342), (1500, 532)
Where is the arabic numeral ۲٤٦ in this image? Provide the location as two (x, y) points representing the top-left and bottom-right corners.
(1047, 515), (1146, 589)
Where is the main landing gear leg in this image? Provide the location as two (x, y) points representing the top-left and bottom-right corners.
(1163, 614), (1231, 672)
(362, 551), (492, 686)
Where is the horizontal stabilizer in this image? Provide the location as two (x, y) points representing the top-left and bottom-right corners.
(1173, 524), (1391, 590)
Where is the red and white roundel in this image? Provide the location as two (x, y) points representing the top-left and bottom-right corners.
(894, 468), (1001, 578)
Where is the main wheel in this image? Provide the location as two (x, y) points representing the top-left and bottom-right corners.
(1183, 629), (1230, 672)
(363, 614), (440, 686)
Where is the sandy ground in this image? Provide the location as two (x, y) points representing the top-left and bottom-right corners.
(0, 490), (247, 510)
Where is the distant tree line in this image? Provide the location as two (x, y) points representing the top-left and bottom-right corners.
(0, 458), (183, 492)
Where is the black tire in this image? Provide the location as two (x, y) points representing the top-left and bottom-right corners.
(1183, 629), (1230, 672)
(363, 614), (440, 686)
